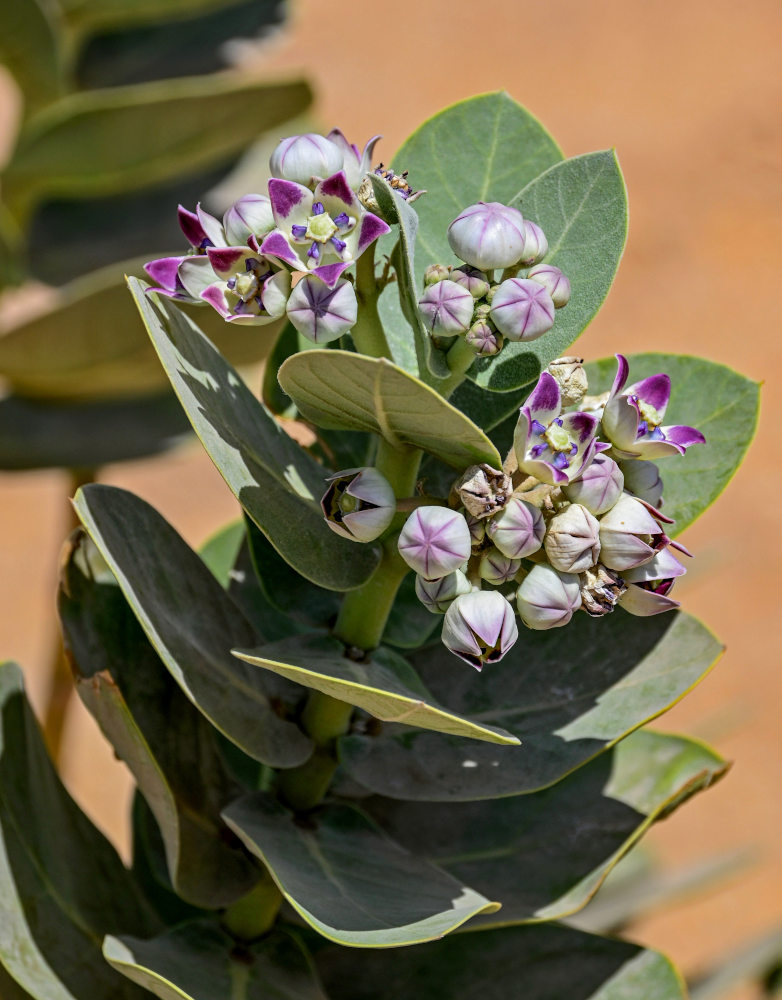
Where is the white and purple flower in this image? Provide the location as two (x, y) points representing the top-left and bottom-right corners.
(513, 372), (602, 485)
(601, 355), (706, 460)
(441, 591), (518, 670)
(286, 274), (357, 344)
(619, 547), (689, 616)
(260, 171), (390, 287)
(326, 129), (382, 190)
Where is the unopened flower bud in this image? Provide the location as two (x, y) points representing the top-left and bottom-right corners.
(321, 467), (395, 542)
(619, 547), (686, 616)
(223, 194), (274, 245)
(450, 266), (491, 299)
(424, 263), (451, 285)
(486, 497), (545, 559)
(418, 279), (474, 338)
(544, 503), (601, 574)
(598, 494), (669, 571)
(286, 275), (357, 344)
(270, 133), (343, 187)
(442, 591), (518, 670)
(579, 564), (627, 616)
(621, 459), (664, 508)
(447, 202), (526, 270)
(527, 264), (571, 308)
(516, 564), (581, 630)
(479, 548), (522, 586)
(398, 506), (471, 579)
(415, 570), (472, 614)
(562, 455), (624, 516)
(489, 278), (556, 342)
(465, 320), (503, 357)
(473, 302), (492, 322)
(453, 464), (512, 520)
(519, 220), (548, 265)
(547, 356), (588, 407)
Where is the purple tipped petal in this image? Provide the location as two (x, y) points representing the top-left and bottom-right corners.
(200, 284), (231, 318)
(206, 246), (250, 279)
(629, 373), (671, 412)
(609, 354), (630, 400)
(664, 424), (706, 448)
(268, 178), (310, 222)
(144, 255), (186, 292)
(524, 372), (562, 425)
(522, 457), (569, 486)
(196, 204), (226, 248)
(357, 212), (392, 254)
(562, 410), (599, 444)
(177, 205), (207, 248)
(315, 170), (356, 208)
(601, 394), (641, 451)
(312, 261), (350, 288)
(177, 256), (218, 298)
(619, 585), (680, 616)
(259, 231), (301, 268)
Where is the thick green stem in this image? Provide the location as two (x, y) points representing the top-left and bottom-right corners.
(351, 246), (391, 359)
(222, 868), (282, 941)
(438, 337), (479, 399)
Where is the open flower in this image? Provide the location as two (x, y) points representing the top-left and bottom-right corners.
(144, 203), (231, 302)
(441, 591), (518, 670)
(260, 171), (390, 288)
(513, 372), (601, 485)
(598, 494), (676, 571)
(326, 129), (382, 189)
(195, 246), (291, 324)
(619, 547), (688, 616)
(601, 355), (706, 460)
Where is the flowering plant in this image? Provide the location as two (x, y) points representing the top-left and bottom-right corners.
(0, 94), (759, 999)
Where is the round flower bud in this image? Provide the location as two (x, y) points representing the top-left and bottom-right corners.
(621, 459), (664, 508)
(516, 564), (581, 630)
(286, 275), (357, 344)
(450, 266), (491, 299)
(418, 279), (474, 338)
(562, 455), (624, 516)
(415, 570), (472, 614)
(527, 264), (571, 308)
(544, 503), (601, 574)
(424, 263), (451, 285)
(486, 497), (545, 560)
(223, 194), (274, 245)
(465, 320), (503, 357)
(398, 506), (471, 580)
(479, 548), (522, 586)
(519, 220), (548, 265)
(489, 278), (556, 342)
(447, 201), (526, 270)
(598, 494), (667, 571)
(441, 591), (518, 670)
(547, 356), (588, 407)
(321, 467), (395, 543)
(270, 133), (343, 187)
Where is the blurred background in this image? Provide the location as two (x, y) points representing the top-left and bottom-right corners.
(0, 1), (780, 996)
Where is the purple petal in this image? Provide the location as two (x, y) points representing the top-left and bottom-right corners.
(521, 457), (569, 486)
(144, 255), (186, 292)
(268, 178), (310, 222)
(609, 354), (630, 400)
(629, 373), (671, 413)
(200, 284), (231, 318)
(664, 424), (706, 448)
(312, 261), (350, 288)
(260, 231), (301, 268)
(315, 170), (355, 208)
(524, 372), (561, 424)
(206, 246), (249, 278)
(177, 205), (206, 248)
(562, 410), (599, 444)
(196, 204), (226, 247)
(357, 212), (392, 254)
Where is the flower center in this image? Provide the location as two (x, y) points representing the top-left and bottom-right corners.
(637, 399), (664, 429)
(305, 211), (338, 243)
(544, 422), (571, 453)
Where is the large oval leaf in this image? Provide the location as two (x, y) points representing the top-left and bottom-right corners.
(0, 0), (64, 117)
(315, 922), (686, 1000)
(130, 277), (380, 591)
(340, 610), (722, 800)
(105, 923), (326, 1000)
(233, 634), (519, 746)
(278, 350), (501, 469)
(467, 151), (629, 392)
(222, 795), (499, 947)
(366, 729), (727, 929)
(59, 531), (261, 908)
(74, 483), (313, 768)
(3, 75), (311, 223)
(0, 662), (156, 999)
(585, 353), (760, 534)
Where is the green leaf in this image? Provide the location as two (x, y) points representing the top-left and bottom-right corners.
(278, 350), (501, 469)
(61, 0), (247, 35)
(366, 729), (727, 929)
(315, 922), (686, 1000)
(585, 353), (760, 534)
(0, 661), (156, 999)
(2, 74), (312, 223)
(105, 921), (326, 1000)
(198, 519), (245, 588)
(59, 531), (261, 908)
(130, 278), (380, 591)
(0, 259), (278, 400)
(227, 533), (306, 643)
(233, 634), (519, 746)
(341, 610), (722, 800)
(468, 151), (629, 391)
(381, 572), (440, 650)
(74, 483), (313, 768)
(0, 0), (64, 117)
(378, 92), (563, 375)
(222, 795), (499, 947)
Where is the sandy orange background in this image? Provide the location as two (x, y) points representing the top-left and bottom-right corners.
(1, 1), (781, 995)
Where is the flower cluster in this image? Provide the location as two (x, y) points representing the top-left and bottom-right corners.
(417, 201), (571, 358)
(392, 355), (705, 670)
(144, 130), (394, 342)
